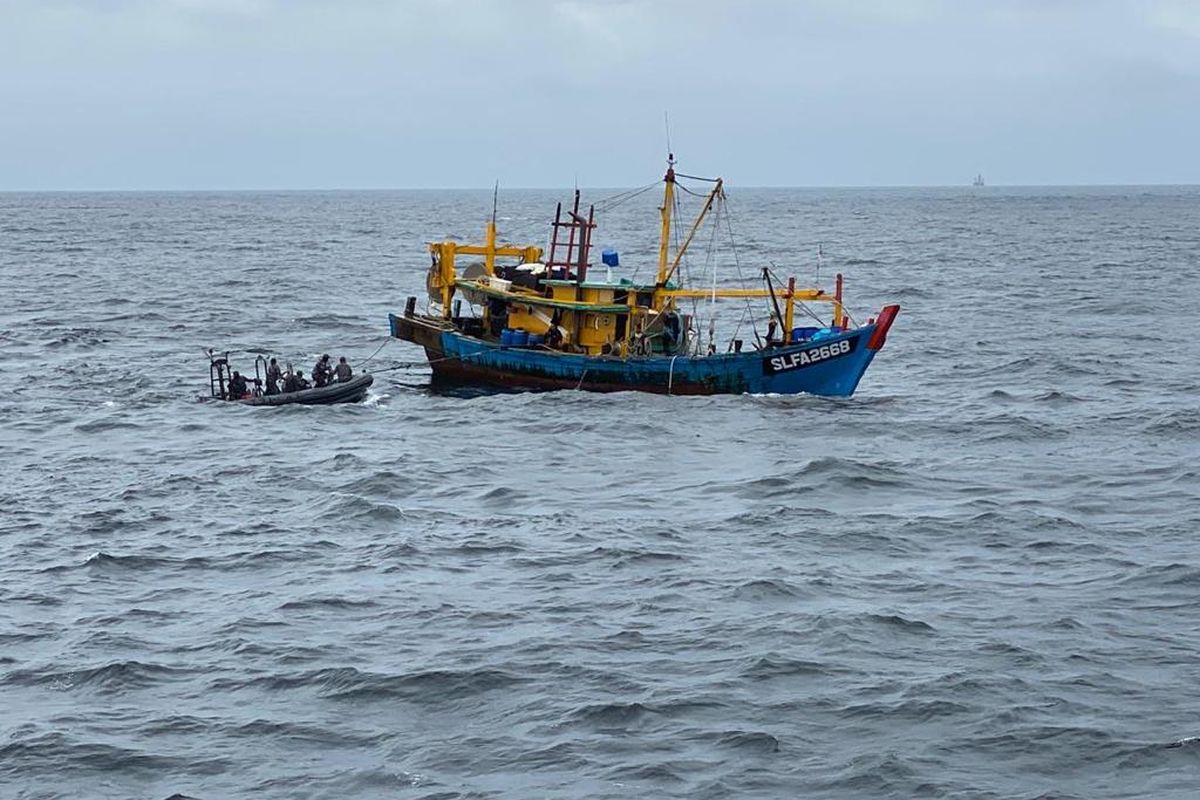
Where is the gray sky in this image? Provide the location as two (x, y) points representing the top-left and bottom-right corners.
(2, 0), (1198, 189)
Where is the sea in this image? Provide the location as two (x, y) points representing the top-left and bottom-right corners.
(2, 184), (1198, 799)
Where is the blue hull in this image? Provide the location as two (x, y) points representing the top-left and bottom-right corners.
(390, 313), (890, 397)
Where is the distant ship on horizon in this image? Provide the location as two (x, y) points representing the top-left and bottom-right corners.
(973, 173), (985, 187)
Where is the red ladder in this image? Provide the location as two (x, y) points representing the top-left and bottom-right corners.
(546, 189), (595, 283)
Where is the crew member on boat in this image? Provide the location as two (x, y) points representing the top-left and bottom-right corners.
(265, 358), (283, 395)
(546, 310), (564, 349)
(228, 370), (249, 399)
(334, 356), (353, 383)
(312, 354), (333, 387)
(282, 367), (305, 393)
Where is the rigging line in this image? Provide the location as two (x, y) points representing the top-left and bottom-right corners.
(359, 337), (391, 367)
(489, 181), (657, 248)
(701, 203), (719, 344)
(671, 184), (689, 288)
(689, 198), (716, 332)
(727, 303), (752, 351)
(720, 193), (760, 341)
(675, 181), (710, 199)
(593, 180), (660, 211)
(765, 263), (790, 289)
(696, 204), (718, 315)
(793, 300), (830, 326)
(674, 172), (720, 183)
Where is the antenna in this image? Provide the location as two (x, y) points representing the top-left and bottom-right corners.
(492, 180), (499, 225)
(664, 111), (673, 158)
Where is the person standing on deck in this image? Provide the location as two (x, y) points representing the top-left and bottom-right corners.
(334, 356), (353, 383)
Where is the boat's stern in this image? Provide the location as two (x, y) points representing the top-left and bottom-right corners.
(389, 309), (451, 359)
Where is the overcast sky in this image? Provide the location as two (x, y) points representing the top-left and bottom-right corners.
(1, 0), (1197, 189)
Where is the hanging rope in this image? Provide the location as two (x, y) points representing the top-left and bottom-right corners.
(675, 181), (711, 199)
(358, 337), (391, 368)
(367, 345), (527, 375)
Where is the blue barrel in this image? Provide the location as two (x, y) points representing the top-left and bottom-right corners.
(500, 329), (514, 347)
(528, 333), (544, 346)
(512, 329), (529, 346)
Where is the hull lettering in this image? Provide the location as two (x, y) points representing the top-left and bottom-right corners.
(763, 335), (859, 375)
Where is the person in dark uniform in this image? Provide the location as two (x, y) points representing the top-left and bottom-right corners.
(312, 354), (333, 388)
(228, 370), (248, 399)
(334, 356), (353, 383)
(282, 367), (300, 393)
(546, 310), (564, 349)
(265, 358), (283, 395)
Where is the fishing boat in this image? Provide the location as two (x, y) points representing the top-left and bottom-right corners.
(389, 156), (898, 397)
(206, 350), (373, 406)
(973, 173), (985, 187)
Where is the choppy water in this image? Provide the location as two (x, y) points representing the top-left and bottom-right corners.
(2, 185), (1199, 799)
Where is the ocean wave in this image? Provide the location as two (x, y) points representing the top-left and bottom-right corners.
(317, 494), (406, 523)
(278, 596), (379, 611)
(742, 654), (835, 679)
(586, 546), (686, 566)
(213, 666), (527, 702)
(73, 417), (146, 433)
(1141, 408), (1200, 435)
(859, 613), (937, 633)
(40, 551), (211, 574)
(728, 578), (808, 600)
(708, 729), (781, 753)
(0, 733), (211, 775)
(2, 659), (188, 692)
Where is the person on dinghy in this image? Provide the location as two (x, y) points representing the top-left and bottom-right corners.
(228, 370), (249, 399)
(282, 366), (303, 393)
(334, 356), (353, 383)
(312, 354), (333, 388)
(265, 358), (283, 395)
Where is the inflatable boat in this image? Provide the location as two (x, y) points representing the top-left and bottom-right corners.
(206, 350), (373, 406)
(240, 373), (373, 406)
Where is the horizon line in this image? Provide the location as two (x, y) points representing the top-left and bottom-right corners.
(2, 182), (1199, 193)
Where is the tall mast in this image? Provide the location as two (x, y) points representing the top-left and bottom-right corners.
(660, 178), (722, 288)
(655, 153), (676, 286)
(485, 181), (499, 274)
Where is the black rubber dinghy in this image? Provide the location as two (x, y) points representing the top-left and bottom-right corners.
(240, 374), (374, 406)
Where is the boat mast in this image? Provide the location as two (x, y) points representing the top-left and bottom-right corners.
(655, 153), (676, 287)
(660, 178), (722, 288)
